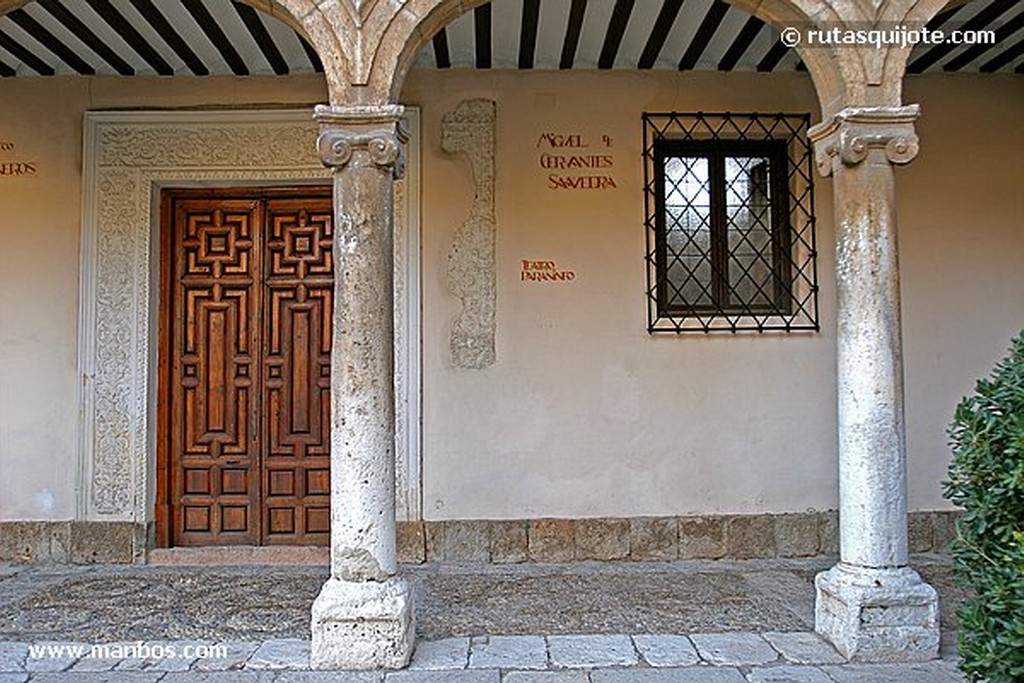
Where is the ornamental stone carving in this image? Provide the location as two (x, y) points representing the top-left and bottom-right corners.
(98, 125), (317, 168)
(443, 99), (497, 370)
(317, 128), (406, 177)
(80, 111), (419, 522)
(810, 105), (921, 177)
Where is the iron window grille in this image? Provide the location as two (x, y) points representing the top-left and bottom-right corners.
(643, 112), (819, 333)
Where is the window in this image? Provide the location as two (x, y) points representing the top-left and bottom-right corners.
(644, 113), (819, 333)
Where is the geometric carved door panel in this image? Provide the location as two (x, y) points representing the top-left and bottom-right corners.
(163, 189), (333, 546)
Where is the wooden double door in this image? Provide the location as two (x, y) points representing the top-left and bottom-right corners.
(159, 188), (334, 546)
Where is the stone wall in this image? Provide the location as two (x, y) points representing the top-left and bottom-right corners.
(0, 522), (146, 563)
(396, 511), (960, 564)
(0, 511), (958, 565)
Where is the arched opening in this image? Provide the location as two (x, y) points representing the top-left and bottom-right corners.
(382, 0), (850, 114)
(384, 0), (844, 559)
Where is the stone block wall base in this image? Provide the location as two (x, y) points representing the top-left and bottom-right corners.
(815, 563), (940, 662)
(310, 576), (415, 670)
(0, 521), (147, 563)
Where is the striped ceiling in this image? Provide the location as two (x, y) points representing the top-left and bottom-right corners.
(0, 0), (1021, 78)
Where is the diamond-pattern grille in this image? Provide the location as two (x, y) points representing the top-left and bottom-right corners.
(644, 112), (818, 333)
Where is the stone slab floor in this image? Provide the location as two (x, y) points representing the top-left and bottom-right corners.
(0, 555), (969, 682)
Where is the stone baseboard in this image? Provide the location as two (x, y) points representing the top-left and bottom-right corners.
(0, 511), (960, 565)
(0, 521), (147, 564)
(397, 510), (962, 564)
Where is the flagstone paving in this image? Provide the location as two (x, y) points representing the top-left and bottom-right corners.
(0, 555), (968, 681)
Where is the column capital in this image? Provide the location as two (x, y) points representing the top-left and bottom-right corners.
(810, 105), (921, 177)
(314, 104), (409, 178)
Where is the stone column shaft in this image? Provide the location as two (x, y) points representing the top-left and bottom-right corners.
(833, 145), (908, 569)
(810, 105), (938, 662)
(323, 114), (401, 581)
(310, 103), (414, 670)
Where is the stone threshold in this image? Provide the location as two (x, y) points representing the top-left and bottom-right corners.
(146, 546), (329, 566)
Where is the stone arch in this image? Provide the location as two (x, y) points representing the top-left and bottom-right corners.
(242, 0), (356, 104)
(876, 0), (974, 103)
(0, 0), (354, 104)
(370, 0), (870, 118)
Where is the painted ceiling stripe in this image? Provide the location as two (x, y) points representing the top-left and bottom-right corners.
(756, 37), (788, 72)
(7, 8), (94, 73)
(180, 0), (248, 76)
(638, 0), (684, 69)
(981, 35), (1024, 72)
(678, 0), (728, 70)
(84, 0), (173, 74)
(126, 0), (207, 75)
(475, 4), (491, 69)
(0, 0), (1016, 77)
(560, 0), (587, 69)
(926, 2), (968, 30)
(598, 0), (635, 68)
(908, 0), (1017, 73)
(489, 0), (520, 68)
(128, 0), (206, 74)
(433, 28), (451, 68)
(0, 27), (54, 74)
(298, 34), (323, 73)
(519, 0), (540, 68)
(717, 14), (762, 70)
(943, 9), (1024, 71)
(37, 0), (132, 74)
(233, 2), (288, 75)
(444, 9), (476, 66)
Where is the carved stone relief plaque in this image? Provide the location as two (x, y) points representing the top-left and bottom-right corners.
(442, 99), (497, 370)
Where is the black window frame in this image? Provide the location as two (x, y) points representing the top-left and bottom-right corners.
(643, 112), (819, 334)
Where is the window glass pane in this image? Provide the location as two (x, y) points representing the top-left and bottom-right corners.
(663, 156), (712, 307)
(725, 156), (774, 309)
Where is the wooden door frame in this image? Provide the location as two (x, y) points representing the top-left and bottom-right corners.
(155, 186), (333, 548)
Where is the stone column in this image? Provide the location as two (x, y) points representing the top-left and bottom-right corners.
(810, 105), (939, 662)
(310, 104), (415, 670)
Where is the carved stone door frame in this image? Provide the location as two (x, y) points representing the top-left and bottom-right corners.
(77, 109), (421, 556)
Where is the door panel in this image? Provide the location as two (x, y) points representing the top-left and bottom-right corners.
(166, 190), (332, 547)
(172, 200), (261, 545)
(261, 199), (333, 544)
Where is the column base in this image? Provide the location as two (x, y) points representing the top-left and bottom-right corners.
(815, 562), (939, 662)
(310, 576), (415, 670)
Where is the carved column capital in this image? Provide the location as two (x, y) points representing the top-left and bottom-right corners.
(810, 105), (920, 177)
(314, 104), (409, 178)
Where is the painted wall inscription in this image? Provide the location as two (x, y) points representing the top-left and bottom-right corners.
(521, 260), (575, 282)
(537, 132), (616, 190)
(0, 141), (38, 177)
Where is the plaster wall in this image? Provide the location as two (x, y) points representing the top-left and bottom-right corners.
(0, 69), (1020, 524)
(0, 75), (328, 520)
(900, 74), (1024, 509)
(400, 69), (1024, 520)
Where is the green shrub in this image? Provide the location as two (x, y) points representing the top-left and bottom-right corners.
(943, 331), (1024, 683)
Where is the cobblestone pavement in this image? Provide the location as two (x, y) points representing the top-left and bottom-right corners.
(0, 556), (968, 681)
